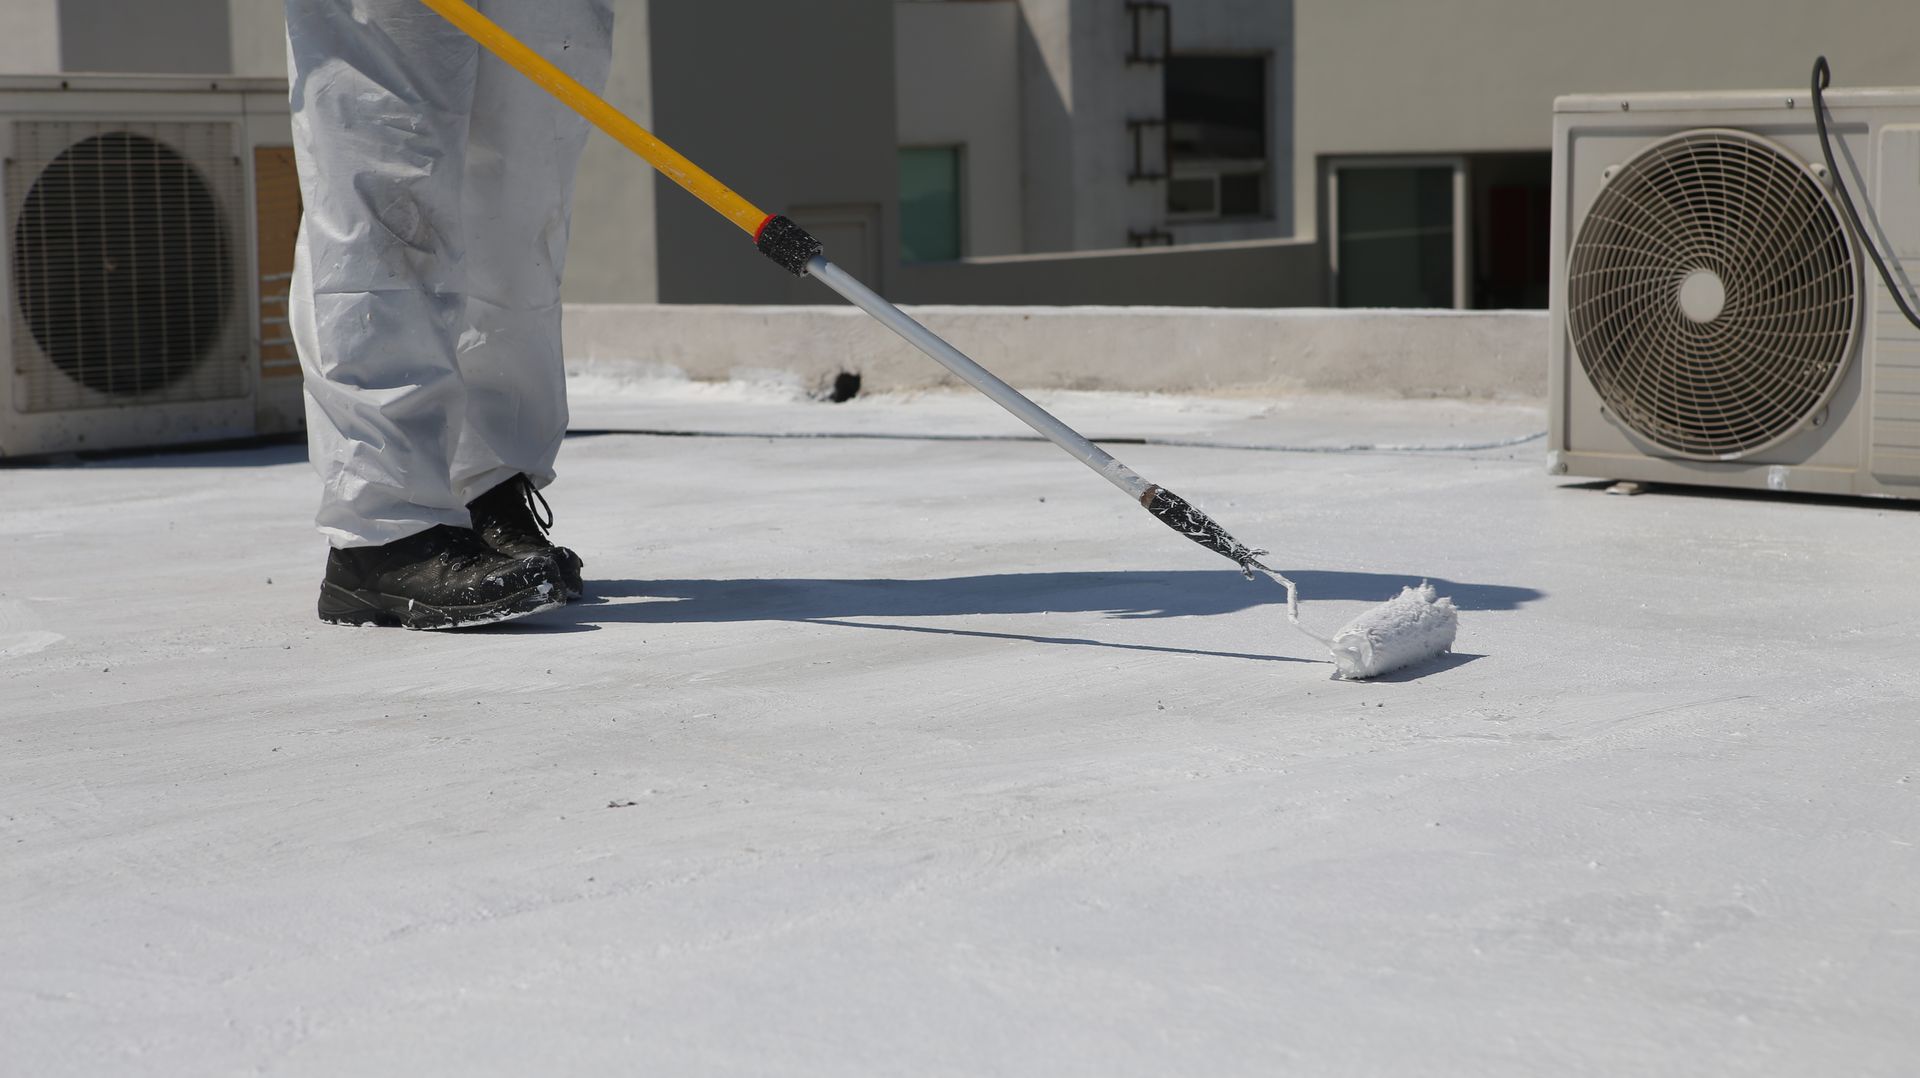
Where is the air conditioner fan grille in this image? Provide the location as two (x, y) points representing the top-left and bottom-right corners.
(8, 122), (245, 412)
(1567, 129), (1858, 459)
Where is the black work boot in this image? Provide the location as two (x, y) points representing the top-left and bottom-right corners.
(468, 474), (585, 598)
(317, 524), (568, 629)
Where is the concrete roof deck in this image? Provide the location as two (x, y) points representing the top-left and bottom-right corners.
(3, 378), (1915, 1075)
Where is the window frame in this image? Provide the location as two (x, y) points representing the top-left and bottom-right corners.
(1162, 50), (1273, 224)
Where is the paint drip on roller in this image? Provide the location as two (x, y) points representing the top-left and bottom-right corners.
(1328, 583), (1458, 680)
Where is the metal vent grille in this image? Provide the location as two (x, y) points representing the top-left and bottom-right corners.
(8, 121), (247, 412)
(1567, 129), (1859, 459)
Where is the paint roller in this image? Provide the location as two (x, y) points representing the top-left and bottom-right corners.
(416, 0), (1460, 679)
(1145, 493), (1456, 678)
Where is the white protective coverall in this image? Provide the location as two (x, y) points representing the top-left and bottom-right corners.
(286, 0), (613, 548)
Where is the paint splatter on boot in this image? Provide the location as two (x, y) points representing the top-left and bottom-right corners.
(317, 525), (567, 629)
(468, 474), (585, 599)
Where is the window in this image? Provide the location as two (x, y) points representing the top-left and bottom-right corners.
(1327, 153), (1552, 310)
(1164, 55), (1268, 220)
(899, 146), (962, 264)
(1332, 161), (1462, 308)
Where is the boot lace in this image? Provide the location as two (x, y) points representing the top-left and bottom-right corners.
(517, 475), (554, 536)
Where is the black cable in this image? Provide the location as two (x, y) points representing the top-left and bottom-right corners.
(1812, 55), (1920, 331)
(563, 427), (1546, 454)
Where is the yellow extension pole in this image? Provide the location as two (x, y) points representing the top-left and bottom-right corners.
(415, 0), (771, 238)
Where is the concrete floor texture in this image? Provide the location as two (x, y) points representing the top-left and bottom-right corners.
(3, 374), (1916, 1075)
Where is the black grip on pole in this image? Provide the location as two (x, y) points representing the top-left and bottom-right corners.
(755, 215), (823, 276)
(1142, 486), (1268, 578)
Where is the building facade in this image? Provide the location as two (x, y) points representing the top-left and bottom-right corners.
(18, 0), (1920, 308)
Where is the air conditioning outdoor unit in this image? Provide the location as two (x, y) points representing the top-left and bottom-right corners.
(0, 75), (302, 458)
(1548, 83), (1920, 499)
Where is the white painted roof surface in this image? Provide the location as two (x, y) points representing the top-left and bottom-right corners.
(4, 384), (1914, 1075)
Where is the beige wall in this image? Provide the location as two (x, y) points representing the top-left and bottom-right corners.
(891, 237), (1320, 308)
(61, 0), (228, 73)
(895, 0), (1023, 257)
(562, 2), (656, 304)
(0, 0), (59, 74)
(648, 0), (898, 304)
(228, 0), (286, 77)
(1293, 0), (1920, 241)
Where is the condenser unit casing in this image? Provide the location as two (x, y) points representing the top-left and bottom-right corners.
(1549, 86), (1920, 499)
(0, 75), (302, 458)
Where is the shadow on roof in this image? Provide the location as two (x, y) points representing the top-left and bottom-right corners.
(566, 570), (1543, 625)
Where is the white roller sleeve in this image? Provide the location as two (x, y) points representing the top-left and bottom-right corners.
(1328, 583), (1458, 680)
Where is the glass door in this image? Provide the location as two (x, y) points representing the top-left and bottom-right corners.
(1329, 158), (1465, 308)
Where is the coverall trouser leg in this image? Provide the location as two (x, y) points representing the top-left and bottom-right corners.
(286, 0), (612, 549)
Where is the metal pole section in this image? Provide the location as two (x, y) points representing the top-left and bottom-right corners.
(806, 256), (1154, 502)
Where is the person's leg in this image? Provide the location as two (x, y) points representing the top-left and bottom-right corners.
(286, 0), (479, 549)
(448, 0), (614, 504)
(287, 0), (567, 627)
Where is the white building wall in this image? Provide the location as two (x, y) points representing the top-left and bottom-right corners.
(1017, 0), (1173, 251)
(1062, 0), (1161, 250)
(229, 0), (287, 77)
(1016, 0), (1076, 252)
(895, 0), (1023, 257)
(1293, 0), (1920, 241)
(0, 1), (60, 74)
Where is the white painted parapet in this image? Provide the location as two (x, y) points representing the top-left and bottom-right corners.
(564, 305), (1549, 400)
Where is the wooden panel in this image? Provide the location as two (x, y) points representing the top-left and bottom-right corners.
(253, 146), (301, 380)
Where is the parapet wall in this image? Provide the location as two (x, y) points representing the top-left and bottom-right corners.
(888, 238), (1324, 308)
(564, 305), (1550, 400)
